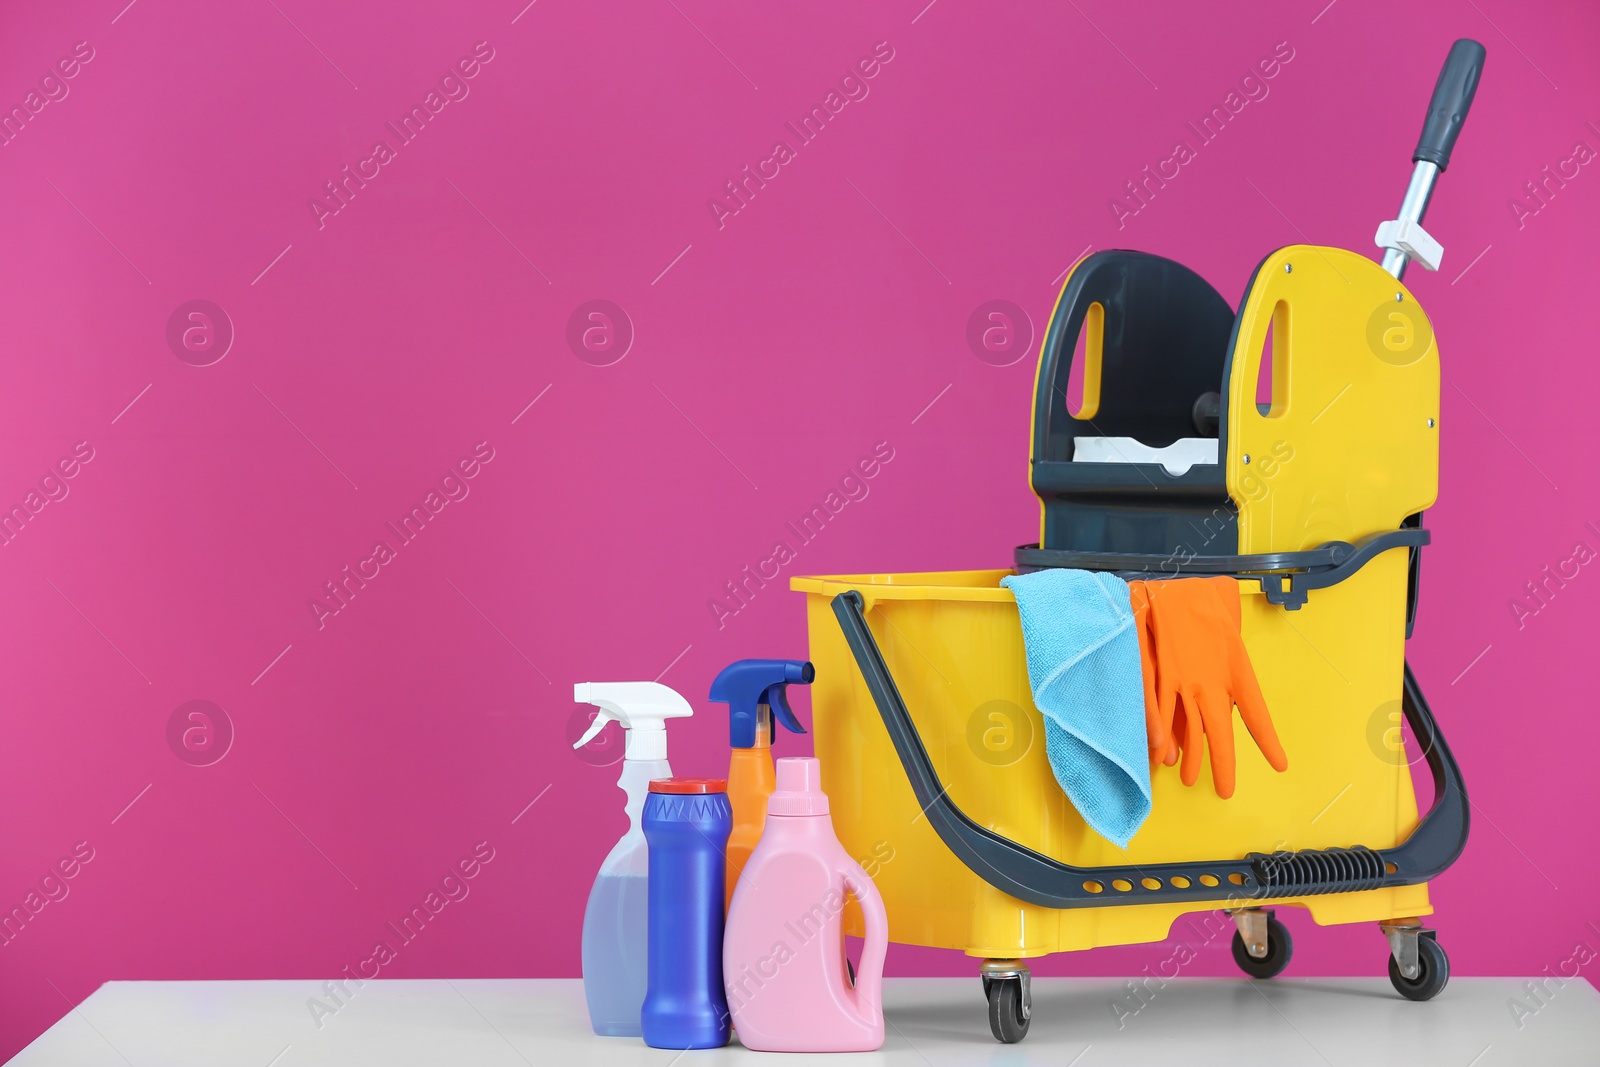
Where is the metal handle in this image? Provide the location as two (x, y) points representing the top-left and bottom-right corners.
(1413, 39), (1487, 171)
(1380, 40), (1487, 279)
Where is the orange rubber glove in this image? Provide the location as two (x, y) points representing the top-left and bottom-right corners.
(1143, 576), (1287, 798)
(1128, 582), (1176, 766)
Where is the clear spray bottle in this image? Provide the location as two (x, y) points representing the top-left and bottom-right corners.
(573, 681), (693, 1036)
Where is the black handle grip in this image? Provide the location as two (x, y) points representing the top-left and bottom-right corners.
(1413, 39), (1486, 171)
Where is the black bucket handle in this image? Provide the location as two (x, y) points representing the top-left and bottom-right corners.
(829, 589), (1468, 910)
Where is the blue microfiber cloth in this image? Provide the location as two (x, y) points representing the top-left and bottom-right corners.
(999, 569), (1151, 848)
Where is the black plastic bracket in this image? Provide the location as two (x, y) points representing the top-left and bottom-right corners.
(1014, 527), (1431, 609)
(829, 589), (1468, 910)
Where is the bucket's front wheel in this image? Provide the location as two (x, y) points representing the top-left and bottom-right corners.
(1388, 933), (1450, 1001)
(1230, 910), (1294, 979)
(980, 961), (1032, 1043)
(986, 976), (1030, 1043)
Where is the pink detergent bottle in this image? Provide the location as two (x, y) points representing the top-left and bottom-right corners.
(723, 756), (888, 1052)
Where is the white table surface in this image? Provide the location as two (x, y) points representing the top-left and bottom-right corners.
(11, 977), (1599, 1066)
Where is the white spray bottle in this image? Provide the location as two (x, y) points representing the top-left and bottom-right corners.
(573, 681), (694, 1037)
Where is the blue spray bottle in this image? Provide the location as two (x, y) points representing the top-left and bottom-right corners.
(573, 682), (693, 1036)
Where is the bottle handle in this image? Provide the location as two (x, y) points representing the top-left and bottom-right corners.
(839, 862), (888, 1020)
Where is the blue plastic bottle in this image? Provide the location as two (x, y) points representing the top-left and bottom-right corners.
(641, 778), (732, 1050)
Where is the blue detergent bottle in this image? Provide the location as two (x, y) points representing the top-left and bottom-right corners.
(573, 682), (694, 1036)
(641, 778), (733, 1050)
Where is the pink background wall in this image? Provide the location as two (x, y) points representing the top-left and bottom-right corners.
(2, 0), (1597, 1056)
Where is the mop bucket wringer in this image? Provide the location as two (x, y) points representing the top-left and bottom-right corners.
(791, 40), (1485, 1044)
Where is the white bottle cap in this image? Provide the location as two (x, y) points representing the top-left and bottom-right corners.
(573, 682), (693, 761)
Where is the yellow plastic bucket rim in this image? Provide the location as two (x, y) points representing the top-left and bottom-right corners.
(790, 570), (1018, 603)
(791, 568), (1269, 603)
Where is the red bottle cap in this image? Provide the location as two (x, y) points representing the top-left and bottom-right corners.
(648, 777), (728, 794)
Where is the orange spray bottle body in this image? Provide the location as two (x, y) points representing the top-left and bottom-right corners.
(726, 726), (776, 907)
(709, 659), (814, 910)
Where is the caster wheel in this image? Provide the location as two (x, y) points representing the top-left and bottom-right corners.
(1231, 914), (1294, 979)
(1389, 934), (1449, 1001)
(986, 976), (1030, 1043)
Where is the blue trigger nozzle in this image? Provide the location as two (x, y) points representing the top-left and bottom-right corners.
(709, 658), (814, 749)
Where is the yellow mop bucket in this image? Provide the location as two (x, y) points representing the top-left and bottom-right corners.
(792, 39), (1483, 1044)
